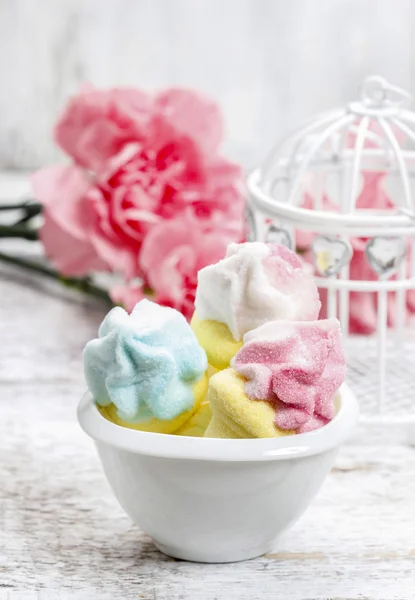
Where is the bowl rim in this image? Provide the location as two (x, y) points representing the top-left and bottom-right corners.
(77, 383), (359, 462)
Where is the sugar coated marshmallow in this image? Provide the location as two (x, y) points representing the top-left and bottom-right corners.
(82, 243), (345, 441)
(195, 242), (321, 340)
(204, 318), (346, 438)
(83, 299), (209, 434)
(191, 242), (321, 370)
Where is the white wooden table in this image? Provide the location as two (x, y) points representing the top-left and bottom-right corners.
(1, 241), (415, 599)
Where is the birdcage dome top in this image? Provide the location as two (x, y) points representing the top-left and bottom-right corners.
(248, 76), (415, 237)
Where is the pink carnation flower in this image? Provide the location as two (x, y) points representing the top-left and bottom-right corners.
(55, 85), (224, 172)
(55, 85), (152, 172)
(33, 85), (244, 311)
(32, 165), (107, 276)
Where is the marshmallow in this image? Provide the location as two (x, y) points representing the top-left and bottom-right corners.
(195, 242), (321, 341)
(83, 299), (207, 422)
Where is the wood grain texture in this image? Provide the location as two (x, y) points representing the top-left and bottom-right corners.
(1, 178), (415, 598)
(0, 0), (413, 170)
(1, 255), (415, 598)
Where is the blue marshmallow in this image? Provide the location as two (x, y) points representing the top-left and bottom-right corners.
(83, 299), (207, 422)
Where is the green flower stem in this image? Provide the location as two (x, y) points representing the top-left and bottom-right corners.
(15, 203), (43, 224)
(0, 201), (43, 237)
(0, 250), (113, 304)
(0, 201), (41, 211)
(0, 224), (38, 240)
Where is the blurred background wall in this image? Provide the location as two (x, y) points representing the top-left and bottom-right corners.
(0, 0), (412, 171)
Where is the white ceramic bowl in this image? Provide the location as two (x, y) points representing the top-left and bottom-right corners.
(78, 384), (358, 563)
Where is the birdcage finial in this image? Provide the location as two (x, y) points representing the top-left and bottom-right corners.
(360, 75), (411, 108)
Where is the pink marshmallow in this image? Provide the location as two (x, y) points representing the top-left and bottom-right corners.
(232, 318), (346, 432)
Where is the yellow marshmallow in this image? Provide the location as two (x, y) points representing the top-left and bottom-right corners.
(204, 369), (294, 439)
(99, 372), (208, 434)
(175, 400), (212, 437)
(190, 313), (243, 371)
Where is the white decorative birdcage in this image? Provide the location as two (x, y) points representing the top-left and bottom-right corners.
(248, 76), (415, 425)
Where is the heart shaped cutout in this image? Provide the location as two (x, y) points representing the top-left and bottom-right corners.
(365, 236), (406, 278)
(312, 236), (352, 277)
(265, 224), (293, 249)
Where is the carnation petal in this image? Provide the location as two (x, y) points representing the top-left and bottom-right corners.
(40, 211), (106, 276)
(155, 88), (223, 154)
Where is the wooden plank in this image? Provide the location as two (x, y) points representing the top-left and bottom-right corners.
(1, 261), (415, 599)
